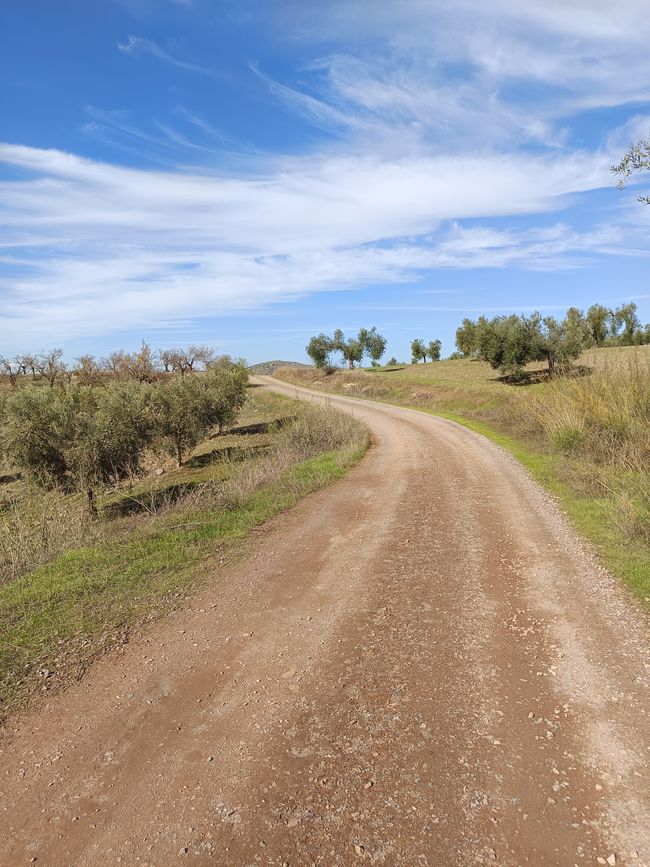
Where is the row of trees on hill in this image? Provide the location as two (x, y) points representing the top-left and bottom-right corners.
(306, 327), (387, 369)
(410, 339), (442, 363)
(0, 357), (248, 512)
(0, 342), (220, 389)
(454, 303), (650, 377)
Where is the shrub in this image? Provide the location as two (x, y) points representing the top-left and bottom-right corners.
(152, 360), (248, 465)
(551, 426), (586, 453)
(1, 382), (155, 510)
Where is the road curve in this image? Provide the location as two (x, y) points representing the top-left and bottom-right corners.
(1, 375), (648, 866)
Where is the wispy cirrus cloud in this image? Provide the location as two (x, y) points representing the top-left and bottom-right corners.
(117, 35), (218, 77)
(263, 0), (650, 154)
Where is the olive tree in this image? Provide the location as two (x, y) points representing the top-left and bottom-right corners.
(410, 339), (426, 363)
(206, 360), (248, 433)
(358, 327), (387, 366)
(475, 312), (587, 377)
(1, 386), (71, 485)
(1, 382), (155, 512)
(306, 333), (334, 369)
(332, 329), (363, 369)
(610, 302), (641, 344)
(152, 377), (211, 467)
(427, 339), (442, 362)
(536, 315), (589, 376)
(586, 304), (610, 346)
(455, 319), (477, 357)
(152, 361), (248, 465)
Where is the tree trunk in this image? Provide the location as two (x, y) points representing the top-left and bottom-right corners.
(547, 355), (555, 378)
(176, 437), (183, 467)
(87, 488), (98, 518)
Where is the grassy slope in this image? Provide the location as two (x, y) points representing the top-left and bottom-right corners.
(0, 390), (367, 716)
(275, 345), (649, 606)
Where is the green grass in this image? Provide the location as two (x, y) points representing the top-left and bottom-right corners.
(0, 391), (367, 716)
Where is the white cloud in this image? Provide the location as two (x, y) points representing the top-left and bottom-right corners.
(0, 141), (644, 349)
(265, 0), (650, 152)
(117, 35), (217, 77)
(2, 1), (650, 349)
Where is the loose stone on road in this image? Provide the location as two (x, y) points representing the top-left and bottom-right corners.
(0, 376), (648, 866)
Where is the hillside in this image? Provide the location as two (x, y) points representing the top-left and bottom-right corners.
(247, 359), (309, 375)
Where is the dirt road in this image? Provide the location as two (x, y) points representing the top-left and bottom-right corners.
(1, 376), (648, 866)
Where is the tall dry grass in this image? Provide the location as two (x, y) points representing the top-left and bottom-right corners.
(520, 359), (649, 471)
(0, 489), (101, 585)
(517, 359), (650, 544)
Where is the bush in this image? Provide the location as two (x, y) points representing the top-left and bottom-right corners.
(551, 426), (586, 453)
(152, 361), (248, 465)
(1, 386), (71, 486)
(1, 382), (156, 511)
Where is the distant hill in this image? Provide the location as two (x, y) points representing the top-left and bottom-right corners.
(247, 360), (311, 375)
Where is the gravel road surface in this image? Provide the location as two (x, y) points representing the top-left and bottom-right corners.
(1, 375), (648, 866)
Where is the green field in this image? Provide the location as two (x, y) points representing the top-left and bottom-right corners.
(275, 345), (650, 605)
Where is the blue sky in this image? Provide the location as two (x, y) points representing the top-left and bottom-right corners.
(1, 0), (649, 364)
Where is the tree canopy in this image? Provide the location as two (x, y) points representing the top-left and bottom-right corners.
(306, 327), (387, 369)
(612, 136), (650, 204)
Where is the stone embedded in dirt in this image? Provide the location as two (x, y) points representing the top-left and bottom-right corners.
(179, 847), (188, 856)
(354, 844), (365, 856)
(154, 468), (165, 476)
(606, 856), (617, 866)
(286, 818), (299, 828)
